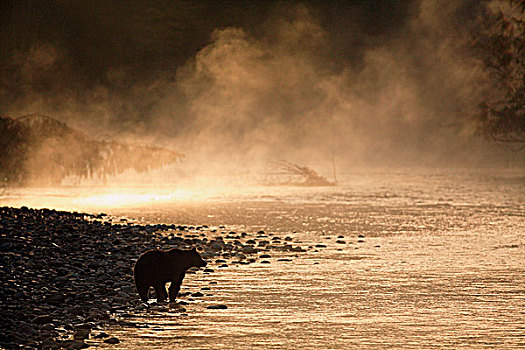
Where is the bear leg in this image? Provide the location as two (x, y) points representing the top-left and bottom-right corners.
(136, 283), (149, 302)
(168, 274), (185, 302)
(154, 283), (168, 302)
(168, 282), (181, 302)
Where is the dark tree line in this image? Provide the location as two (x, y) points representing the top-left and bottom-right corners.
(0, 116), (28, 185)
(473, 0), (524, 145)
(0, 114), (184, 186)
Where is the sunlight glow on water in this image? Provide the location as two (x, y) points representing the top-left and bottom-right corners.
(76, 190), (196, 208)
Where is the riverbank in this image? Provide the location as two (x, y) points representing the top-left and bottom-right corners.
(0, 206), (310, 349)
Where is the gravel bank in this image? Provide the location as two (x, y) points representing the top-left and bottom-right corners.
(0, 206), (310, 349)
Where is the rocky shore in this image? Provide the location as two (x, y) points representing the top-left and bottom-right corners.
(0, 206), (311, 349)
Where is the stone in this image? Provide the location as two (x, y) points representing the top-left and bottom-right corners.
(93, 332), (109, 339)
(135, 304), (147, 311)
(74, 329), (91, 340)
(46, 293), (66, 305)
(32, 315), (53, 324)
(73, 323), (92, 330)
(103, 337), (120, 344)
(242, 246), (258, 254)
(207, 304), (228, 310)
(150, 305), (169, 312)
(61, 340), (89, 349)
(121, 285), (135, 293)
(40, 338), (60, 349)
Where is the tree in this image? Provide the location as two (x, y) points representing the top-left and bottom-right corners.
(473, 0), (524, 146)
(0, 116), (28, 185)
(0, 114), (185, 186)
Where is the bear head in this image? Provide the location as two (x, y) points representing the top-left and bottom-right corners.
(167, 247), (207, 269)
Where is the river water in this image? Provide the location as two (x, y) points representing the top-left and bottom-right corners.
(2, 169), (524, 349)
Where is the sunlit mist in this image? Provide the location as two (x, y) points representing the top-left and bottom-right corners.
(1, 1), (524, 349)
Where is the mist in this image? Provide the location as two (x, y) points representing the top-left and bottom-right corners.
(0, 0), (518, 184)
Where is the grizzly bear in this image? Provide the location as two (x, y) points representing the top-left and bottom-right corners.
(133, 247), (207, 302)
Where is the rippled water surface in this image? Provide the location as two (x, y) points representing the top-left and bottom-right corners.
(3, 170), (525, 349)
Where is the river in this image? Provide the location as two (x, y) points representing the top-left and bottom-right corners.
(2, 169), (524, 349)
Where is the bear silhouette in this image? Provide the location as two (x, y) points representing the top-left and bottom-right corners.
(133, 247), (207, 302)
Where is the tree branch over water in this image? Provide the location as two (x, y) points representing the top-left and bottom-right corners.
(0, 114), (185, 186)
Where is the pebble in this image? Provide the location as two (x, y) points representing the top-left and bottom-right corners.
(150, 305), (169, 312)
(242, 246), (258, 254)
(61, 339), (89, 349)
(103, 337), (120, 344)
(207, 304), (228, 310)
(32, 315), (53, 324)
(134, 304), (148, 311)
(93, 332), (109, 339)
(73, 329), (90, 340)
(45, 293), (66, 305)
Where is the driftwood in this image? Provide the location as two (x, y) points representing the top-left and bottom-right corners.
(263, 160), (336, 187)
(0, 114), (184, 186)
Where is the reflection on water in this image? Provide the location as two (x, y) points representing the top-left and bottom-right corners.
(2, 169), (524, 348)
